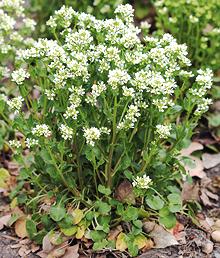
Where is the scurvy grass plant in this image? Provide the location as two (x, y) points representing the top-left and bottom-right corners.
(0, 0), (35, 149)
(6, 4), (213, 256)
(153, 0), (220, 71)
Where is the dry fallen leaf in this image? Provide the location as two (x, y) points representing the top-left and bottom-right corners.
(181, 142), (204, 156)
(181, 182), (200, 202)
(200, 189), (219, 207)
(202, 153), (220, 169)
(0, 214), (11, 229)
(63, 244), (79, 258)
(108, 225), (123, 241)
(15, 216), (28, 238)
(180, 142), (206, 178)
(42, 234), (54, 253)
(149, 224), (178, 249)
(185, 156), (206, 178)
(115, 180), (136, 204)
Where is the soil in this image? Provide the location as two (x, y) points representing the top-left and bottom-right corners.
(1, 165), (220, 258)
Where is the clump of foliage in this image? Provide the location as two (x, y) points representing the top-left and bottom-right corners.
(153, 0), (220, 71)
(6, 4), (213, 256)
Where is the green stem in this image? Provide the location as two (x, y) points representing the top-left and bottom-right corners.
(106, 95), (117, 188)
(46, 144), (79, 196)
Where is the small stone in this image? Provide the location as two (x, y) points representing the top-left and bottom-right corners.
(201, 240), (214, 254)
(211, 230), (220, 242)
(214, 220), (220, 229)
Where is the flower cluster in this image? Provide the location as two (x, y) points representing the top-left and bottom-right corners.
(132, 175), (152, 189)
(25, 138), (39, 148)
(59, 124), (73, 140)
(0, 0), (35, 80)
(156, 124), (172, 139)
(11, 68), (30, 85)
(32, 124), (52, 138)
(7, 96), (24, 113)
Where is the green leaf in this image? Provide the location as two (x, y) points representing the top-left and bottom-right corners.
(60, 226), (77, 236)
(167, 193), (182, 204)
(159, 213), (177, 229)
(93, 239), (108, 250)
(146, 195), (164, 210)
(168, 203), (182, 213)
(50, 205), (66, 222)
(90, 230), (106, 242)
(98, 184), (111, 196)
(122, 207), (139, 222)
(159, 207), (177, 229)
(95, 201), (111, 215)
(208, 113), (220, 127)
(124, 170), (133, 180)
(26, 219), (37, 239)
(133, 220), (143, 229)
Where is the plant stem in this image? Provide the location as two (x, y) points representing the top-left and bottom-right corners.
(46, 144), (80, 196)
(106, 95), (117, 188)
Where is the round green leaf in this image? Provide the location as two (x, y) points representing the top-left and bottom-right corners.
(50, 206), (66, 222)
(146, 195), (165, 210)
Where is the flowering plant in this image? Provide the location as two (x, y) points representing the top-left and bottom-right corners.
(7, 4), (213, 256)
(153, 0), (220, 71)
(0, 0), (35, 151)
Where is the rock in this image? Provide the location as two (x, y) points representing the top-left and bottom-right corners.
(211, 230), (220, 242)
(214, 220), (220, 229)
(201, 240), (214, 254)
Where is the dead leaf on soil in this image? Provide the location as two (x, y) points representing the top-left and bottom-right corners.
(108, 225), (123, 241)
(202, 153), (220, 169)
(42, 234), (54, 253)
(200, 188), (219, 207)
(185, 156), (206, 178)
(0, 214), (11, 229)
(15, 216), (28, 238)
(197, 215), (214, 233)
(169, 222), (186, 244)
(62, 244), (79, 258)
(180, 142), (206, 178)
(115, 180), (136, 204)
(181, 182), (200, 202)
(180, 142), (204, 156)
(149, 224), (179, 249)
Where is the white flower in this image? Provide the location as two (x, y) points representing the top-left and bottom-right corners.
(195, 98), (212, 116)
(140, 20), (151, 31)
(45, 89), (56, 100)
(32, 124), (52, 138)
(23, 18), (36, 31)
(83, 127), (101, 146)
(9, 140), (21, 149)
(132, 175), (152, 189)
(156, 124), (172, 139)
(64, 105), (79, 120)
(115, 4), (134, 23)
(7, 96), (23, 112)
(11, 68), (29, 85)
(118, 104), (140, 130)
(59, 124), (73, 140)
(108, 69), (130, 90)
(25, 138), (39, 148)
